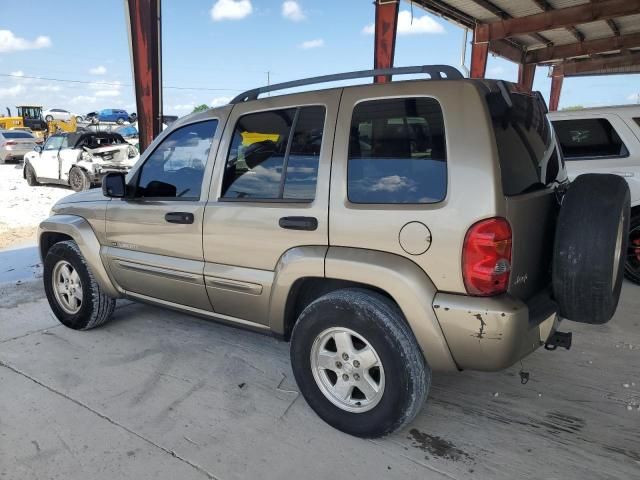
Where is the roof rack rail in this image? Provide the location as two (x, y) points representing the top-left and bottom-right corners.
(230, 65), (464, 103)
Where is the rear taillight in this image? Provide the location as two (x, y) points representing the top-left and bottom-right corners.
(462, 217), (512, 296)
(2, 141), (17, 146)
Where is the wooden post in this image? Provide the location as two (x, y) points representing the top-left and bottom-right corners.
(374, 0), (399, 83)
(517, 63), (536, 91)
(125, 0), (163, 152)
(549, 69), (564, 111)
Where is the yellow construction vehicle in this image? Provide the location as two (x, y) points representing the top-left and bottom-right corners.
(47, 116), (77, 135)
(0, 108), (24, 130)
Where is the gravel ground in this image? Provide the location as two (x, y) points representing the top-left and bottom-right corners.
(0, 163), (73, 249)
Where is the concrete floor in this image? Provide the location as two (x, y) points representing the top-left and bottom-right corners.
(0, 247), (639, 479)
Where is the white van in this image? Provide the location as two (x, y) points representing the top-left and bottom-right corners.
(549, 105), (640, 284)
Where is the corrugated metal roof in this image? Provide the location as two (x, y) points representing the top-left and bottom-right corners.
(413, 0), (640, 73)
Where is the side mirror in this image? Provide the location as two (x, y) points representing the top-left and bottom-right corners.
(34, 145), (42, 153)
(102, 172), (126, 198)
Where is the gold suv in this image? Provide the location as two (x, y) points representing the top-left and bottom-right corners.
(38, 66), (630, 437)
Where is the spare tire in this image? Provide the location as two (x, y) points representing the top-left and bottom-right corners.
(553, 174), (630, 324)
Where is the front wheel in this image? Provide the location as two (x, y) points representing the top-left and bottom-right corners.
(44, 240), (115, 330)
(625, 210), (640, 285)
(45, 115), (53, 122)
(290, 289), (430, 438)
(68, 167), (90, 192)
(25, 164), (39, 186)
(116, 117), (125, 125)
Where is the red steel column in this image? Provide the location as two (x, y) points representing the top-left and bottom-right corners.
(125, 0), (162, 152)
(470, 27), (489, 78)
(517, 63), (536, 91)
(549, 68), (564, 111)
(374, 0), (399, 83)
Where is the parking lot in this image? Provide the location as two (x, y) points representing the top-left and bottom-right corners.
(1, 239), (638, 480)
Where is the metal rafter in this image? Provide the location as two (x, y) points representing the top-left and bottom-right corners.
(525, 32), (640, 63)
(469, 0), (552, 45)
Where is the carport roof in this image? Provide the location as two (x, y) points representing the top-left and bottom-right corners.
(414, 0), (640, 76)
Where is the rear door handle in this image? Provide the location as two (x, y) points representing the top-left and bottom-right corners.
(279, 216), (318, 231)
(165, 212), (194, 224)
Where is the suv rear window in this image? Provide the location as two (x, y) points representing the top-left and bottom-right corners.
(552, 118), (628, 160)
(347, 97), (447, 204)
(487, 86), (562, 196)
(2, 131), (34, 139)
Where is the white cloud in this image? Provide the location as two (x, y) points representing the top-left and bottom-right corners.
(299, 38), (324, 49)
(210, 0), (252, 21)
(0, 84), (25, 98)
(10, 70), (24, 77)
(95, 89), (120, 97)
(173, 104), (195, 111)
(70, 95), (97, 105)
(282, 1), (305, 21)
(0, 30), (52, 53)
(627, 93), (640, 103)
(35, 84), (62, 92)
(210, 96), (231, 107)
(362, 10), (444, 36)
(488, 66), (505, 76)
(89, 65), (107, 75)
(371, 175), (416, 192)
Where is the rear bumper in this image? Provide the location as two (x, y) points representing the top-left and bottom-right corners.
(0, 149), (30, 161)
(433, 291), (557, 371)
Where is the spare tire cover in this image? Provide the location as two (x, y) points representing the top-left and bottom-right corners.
(553, 174), (630, 324)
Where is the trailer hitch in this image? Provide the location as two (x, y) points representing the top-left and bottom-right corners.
(544, 331), (572, 351)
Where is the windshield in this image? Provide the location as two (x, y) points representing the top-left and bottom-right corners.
(2, 131), (34, 139)
(18, 107), (42, 119)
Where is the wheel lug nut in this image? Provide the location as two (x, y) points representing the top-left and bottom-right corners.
(335, 361), (342, 369)
(342, 353), (349, 361)
(342, 374), (349, 381)
(354, 373), (360, 381)
(353, 360), (360, 368)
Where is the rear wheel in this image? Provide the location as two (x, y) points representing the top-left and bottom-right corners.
(45, 115), (53, 122)
(116, 117), (125, 125)
(68, 167), (90, 192)
(553, 174), (630, 324)
(625, 210), (640, 285)
(290, 289), (429, 438)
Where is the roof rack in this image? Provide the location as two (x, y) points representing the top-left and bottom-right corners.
(230, 65), (464, 103)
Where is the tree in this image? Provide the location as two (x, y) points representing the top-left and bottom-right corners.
(561, 105), (584, 111)
(192, 104), (209, 113)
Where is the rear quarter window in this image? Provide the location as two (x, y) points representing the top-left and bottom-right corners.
(347, 97), (447, 204)
(552, 118), (628, 160)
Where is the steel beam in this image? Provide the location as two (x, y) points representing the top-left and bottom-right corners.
(525, 32), (640, 64)
(125, 0), (162, 152)
(517, 63), (536, 91)
(549, 69), (563, 111)
(556, 51), (640, 77)
(475, 0), (640, 43)
(470, 28), (489, 79)
(374, 0), (399, 83)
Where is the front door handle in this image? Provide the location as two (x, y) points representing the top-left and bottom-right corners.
(279, 216), (318, 231)
(165, 212), (194, 224)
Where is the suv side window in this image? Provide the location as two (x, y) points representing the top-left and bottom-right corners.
(552, 118), (628, 160)
(347, 97), (447, 204)
(136, 120), (218, 200)
(221, 106), (325, 201)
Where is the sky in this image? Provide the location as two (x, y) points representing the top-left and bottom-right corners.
(1, 0), (639, 117)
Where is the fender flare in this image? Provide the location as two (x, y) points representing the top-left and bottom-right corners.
(38, 215), (121, 298)
(268, 245), (457, 372)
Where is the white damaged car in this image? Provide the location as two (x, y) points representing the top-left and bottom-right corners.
(23, 132), (139, 192)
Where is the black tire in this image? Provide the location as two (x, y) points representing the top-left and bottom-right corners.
(553, 174), (630, 324)
(90, 116), (98, 125)
(116, 117), (125, 125)
(43, 240), (115, 330)
(290, 288), (430, 438)
(45, 115), (53, 122)
(25, 164), (39, 186)
(625, 209), (640, 285)
(75, 116), (83, 123)
(68, 167), (90, 192)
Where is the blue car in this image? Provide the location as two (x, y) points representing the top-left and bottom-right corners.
(85, 109), (134, 125)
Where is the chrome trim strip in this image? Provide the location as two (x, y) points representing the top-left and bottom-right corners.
(204, 276), (263, 295)
(115, 259), (202, 284)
